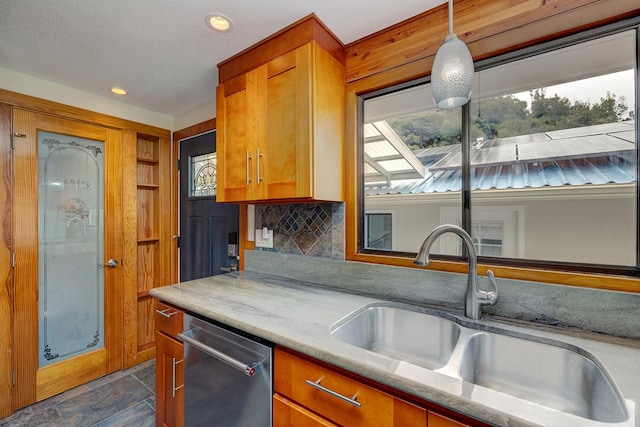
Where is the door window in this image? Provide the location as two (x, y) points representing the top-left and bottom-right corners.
(38, 131), (105, 366)
(190, 152), (217, 197)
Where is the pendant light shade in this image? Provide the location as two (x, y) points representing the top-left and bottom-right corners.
(431, 0), (474, 109)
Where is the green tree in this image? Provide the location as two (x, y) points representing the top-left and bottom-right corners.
(388, 108), (461, 149)
(386, 88), (629, 149)
(472, 95), (528, 138)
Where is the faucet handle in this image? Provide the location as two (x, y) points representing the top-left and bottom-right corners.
(478, 269), (499, 306)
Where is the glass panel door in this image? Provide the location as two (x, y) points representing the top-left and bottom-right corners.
(38, 131), (104, 367)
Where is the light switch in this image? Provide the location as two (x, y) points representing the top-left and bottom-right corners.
(255, 228), (274, 248)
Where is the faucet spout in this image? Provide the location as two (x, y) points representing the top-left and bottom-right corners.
(414, 224), (498, 320)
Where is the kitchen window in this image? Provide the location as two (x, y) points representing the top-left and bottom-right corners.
(359, 25), (639, 274)
(364, 212), (394, 250)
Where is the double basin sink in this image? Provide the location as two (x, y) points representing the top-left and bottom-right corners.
(330, 303), (628, 424)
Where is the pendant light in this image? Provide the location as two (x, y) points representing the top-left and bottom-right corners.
(431, 0), (474, 109)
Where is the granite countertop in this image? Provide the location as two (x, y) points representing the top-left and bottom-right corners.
(150, 271), (640, 427)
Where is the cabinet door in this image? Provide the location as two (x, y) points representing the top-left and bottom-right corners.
(275, 348), (426, 426)
(155, 301), (184, 338)
(216, 71), (258, 202)
(155, 331), (184, 427)
(273, 393), (338, 427)
(428, 412), (469, 427)
(258, 44), (312, 200)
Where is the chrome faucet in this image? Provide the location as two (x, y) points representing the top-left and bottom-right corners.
(414, 224), (498, 320)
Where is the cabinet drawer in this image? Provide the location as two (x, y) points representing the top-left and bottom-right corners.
(154, 300), (184, 338)
(273, 394), (337, 427)
(428, 411), (470, 427)
(275, 348), (425, 426)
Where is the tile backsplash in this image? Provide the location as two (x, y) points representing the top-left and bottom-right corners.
(254, 203), (344, 259)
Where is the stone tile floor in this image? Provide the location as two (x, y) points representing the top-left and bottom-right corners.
(0, 360), (156, 426)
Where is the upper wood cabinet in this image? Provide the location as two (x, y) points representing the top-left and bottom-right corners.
(216, 70), (258, 201)
(216, 15), (345, 203)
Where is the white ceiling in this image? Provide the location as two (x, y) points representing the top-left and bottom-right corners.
(0, 0), (447, 119)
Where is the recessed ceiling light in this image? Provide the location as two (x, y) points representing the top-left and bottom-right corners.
(110, 87), (127, 95)
(206, 14), (233, 32)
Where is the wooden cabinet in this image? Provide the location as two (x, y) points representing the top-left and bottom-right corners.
(155, 301), (184, 427)
(273, 394), (338, 427)
(274, 348), (427, 427)
(216, 16), (345, 203)
(274, 347), (476, 427)
(216, 71), (258, 201)
(429, 412), (469, 427)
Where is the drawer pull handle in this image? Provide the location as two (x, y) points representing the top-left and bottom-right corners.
(305, 377), (361, 408)
(156, 308), (177, 318)
(172, 357), (184, 398)
(256, 148), (263, 183)
(246, 151), (253, 185)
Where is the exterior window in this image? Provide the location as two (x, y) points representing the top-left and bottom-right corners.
(469, 221), (504, 257)
(440, 206), (522, 257)
(364, 86), (461, 256)
(190, 152), (216, 197)
(360, 26), (638, 272)
(365, 212), (393, 250)
(469, 30), (636, 266)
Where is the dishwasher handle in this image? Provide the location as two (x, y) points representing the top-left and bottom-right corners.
(178, 331), (262, 377)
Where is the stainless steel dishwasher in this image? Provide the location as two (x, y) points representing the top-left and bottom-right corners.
(178, 313), (273, 427)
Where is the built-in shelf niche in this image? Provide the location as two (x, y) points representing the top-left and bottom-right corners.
(135, 134), (162, 354)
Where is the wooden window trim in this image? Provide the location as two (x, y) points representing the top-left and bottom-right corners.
(344, 1), (640, 293)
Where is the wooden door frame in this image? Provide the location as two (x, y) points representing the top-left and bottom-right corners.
(0, 103), (13, 419)
(173, 118), (257, 273)
(173, 118), (217, 280)
(0, 89), (171, 416)
(12, 108), (124, 404)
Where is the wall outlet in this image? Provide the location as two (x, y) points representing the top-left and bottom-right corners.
(255, 228), (274, 248)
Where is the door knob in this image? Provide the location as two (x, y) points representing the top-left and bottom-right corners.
(99, 259), (118, 268)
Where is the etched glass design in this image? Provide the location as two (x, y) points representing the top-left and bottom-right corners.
(191, 152), (216, 197)
(38, 131), (104, 367)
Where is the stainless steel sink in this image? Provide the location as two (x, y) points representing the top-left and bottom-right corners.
(330, 304), (461, 370)
(331, 303), (628, 424)
(454, 332), (628, 423)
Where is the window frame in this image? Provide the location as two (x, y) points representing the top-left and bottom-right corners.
(439, 205), (524, 258)
(364, 210), (395, 251)
(349, 17), (640, 285)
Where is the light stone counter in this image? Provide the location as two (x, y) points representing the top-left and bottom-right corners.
(150, 270), (640, 427)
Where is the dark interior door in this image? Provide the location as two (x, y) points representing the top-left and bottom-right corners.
(179, 131), (238, 281)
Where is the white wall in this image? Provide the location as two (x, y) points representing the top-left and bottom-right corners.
(173, 101), (216, 131)
(365, 194), (460, 255)
(0, 67), (173, 130)
(522, 197), (635, 265)
(366, 187), (636, 266)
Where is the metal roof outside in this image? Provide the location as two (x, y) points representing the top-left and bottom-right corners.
(365, 121), (636, 196)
